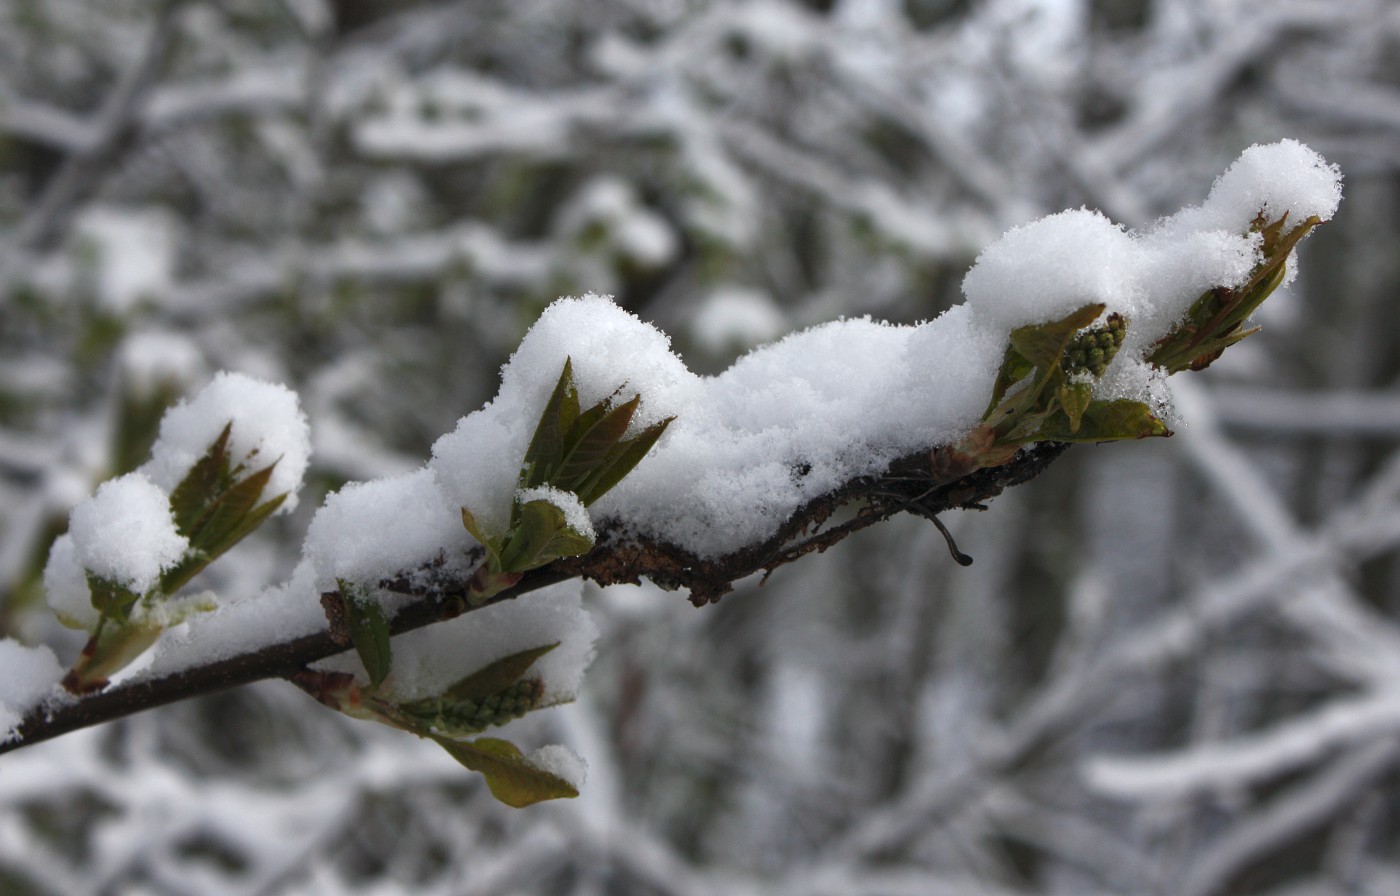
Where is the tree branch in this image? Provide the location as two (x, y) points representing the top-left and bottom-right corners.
(0, 441), (1069, 756)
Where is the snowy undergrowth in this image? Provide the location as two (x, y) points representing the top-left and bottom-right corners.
(1, 141), (1342, 806)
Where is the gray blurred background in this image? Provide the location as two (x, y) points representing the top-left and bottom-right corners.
(3, 1), (1400, 894)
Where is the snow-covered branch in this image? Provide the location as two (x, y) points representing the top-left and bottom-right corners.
(0, 141), (1346, 813)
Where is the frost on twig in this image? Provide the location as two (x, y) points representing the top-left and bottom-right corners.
(0, 141), (1343, 808)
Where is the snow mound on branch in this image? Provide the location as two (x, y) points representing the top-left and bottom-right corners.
(305, 468), (470, 593)
(962, 208), (1144, 333)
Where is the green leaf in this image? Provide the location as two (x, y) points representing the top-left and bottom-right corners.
(575, 415), (674, 505)
(442, 643), (559, 702)
(521, 359), (578, 488)
(433, 737), (579, 807)
(169, 421), (233, 537)
(159, 474), (286, 594)
(85, 572), (141, 622)
(65, 619), (165, 693)
(338, 580), (393, 690)
(1008, 304), (1105, 369)
(1057, 382), (1094, 434)
(460, 505), (496, 551)
(555, 394), (640, 492)
(1036, 399), (1170, 443)
(985, 346), (1036, 416)
(499, 498), (594, 572)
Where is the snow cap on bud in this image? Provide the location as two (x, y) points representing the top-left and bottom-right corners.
(143, 371), (311, 513)
(66, 472), (188, 595)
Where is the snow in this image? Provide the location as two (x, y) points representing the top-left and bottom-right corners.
(117, 331), (205, 394)
(690, 287), (787, 354)
(962, 208), (1143, 332)
(137, 559), (328, 678)
(597, 302), (1003, 556)
(963, 139), (1341, 358)
(428, 137), (1344, 560)
(74, 206), (177, 313)
(1164, 139), (1344, 238)
(304, 468), (471, 593)
(18, 141), (1346, 719)
(0, 640), (64, 742)
(66, 472), (188, 596)
(431, 295), (699, 541)
(43, 533), (98, 630)
(142, 371), (312, 514)
(524, 743), (587, 789)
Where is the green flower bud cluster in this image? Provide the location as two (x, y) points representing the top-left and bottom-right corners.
(1062, 313), (1125, 377)
(400, 678), (546, 736)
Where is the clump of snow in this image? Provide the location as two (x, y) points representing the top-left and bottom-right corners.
(319, 580), (597, 707)
(525, 743), (587, 789)
(44, 533), (98, 630)
(0, 640), (64, 742)
(963, 140), (1342, 358)
(431, 294), (699, 539)
(594, 303), (1003, 556)
(304, 468), (470, 593)
(75, 205), (177, 313)
(516, 485), (595, 541)
(66, 472), (188, 595)
(138, 559), (328, 679)
(1127, 228), (1260, 356)
(143, 371), (312, 513)
(1175, 139), (1344, 236)
(560, 178), (677, 269)
(962, 208), (1143, 332)
(118, 330), (205, 395)
(690, 287), (787, 355)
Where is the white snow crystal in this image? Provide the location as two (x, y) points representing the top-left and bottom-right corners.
(0, 639), (65, 742)
(961, 140), (1343, 359)
(596, 303), (1001, 556)
(304, 467), (470, 593)
(67, 472), (188, 595)
(143, 371), (312, 513)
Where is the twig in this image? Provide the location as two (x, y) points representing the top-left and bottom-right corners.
(14, 1), (183, 254)
(0, 441), (1068, 755)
